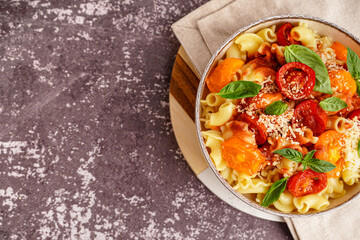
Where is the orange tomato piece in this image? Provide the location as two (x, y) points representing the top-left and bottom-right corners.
(222, 137), (265, 175)
(329, 69), (356, 96)
(249, 92), (285, 109)
(327, 157), (345, 178)
(331, 41), (347, 61)
(228, 121), (256, 146)
(206, 58), (245, 93)
(314, 130), (345, 178)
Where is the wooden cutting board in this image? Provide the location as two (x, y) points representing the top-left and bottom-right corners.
(169, 46), (283, 222)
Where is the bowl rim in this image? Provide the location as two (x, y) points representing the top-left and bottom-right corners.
(195, 14), (360, 218)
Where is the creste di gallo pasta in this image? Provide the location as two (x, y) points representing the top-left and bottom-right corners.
(201, 21), (360, 213)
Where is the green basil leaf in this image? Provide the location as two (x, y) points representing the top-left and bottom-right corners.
(356, 80), (360, 97)
(358, 139), (360, 157)
(273, 148), (303, 163)
(303, 150), (316, 163)
(284, 45), (332, 94)
(216, 81), (261, 99)
(302, 162), (307, 172)
(306, 158), (336, 173)
(264, 101), (288, 115)
(261, 177), (288, 207)
(347, 47), (360, 80)
(319, 97), (348, 112)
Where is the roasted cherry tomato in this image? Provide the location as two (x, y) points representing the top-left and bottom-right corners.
(222, 137), (266, 175)
(236, 113), (267, 145)
(331, 41), (347, 61)
(347, 109), (360, 120)
(277, 23), (300, 46)
(314, 130), (345, 178)
(287, 170), (327, 197)
(292, 100), (328, 136)
(206, 58), (244, 93)
(329, 69), (356, 96)
(228, 121), (257, 146)
(276, 62), (316, 100)
(247, 92), (285, 109)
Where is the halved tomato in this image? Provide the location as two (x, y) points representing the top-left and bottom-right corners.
(276, 62), (316, 100)
(315, 130), (345, 178)
(328, 69), (356, 96)
(287, 170), (327, 197)
(228, 121), (256, 146)
(222, 137), (266, 175)
(247, 92), (285, 109)
(236, 113), (267, 145)
(331, 41), (347, 62)
(292, 100), (328, 136)
(277, 23), (301, 46)
(205, 58), (244, 93)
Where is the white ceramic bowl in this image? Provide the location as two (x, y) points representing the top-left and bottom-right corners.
(195, 15), (360, 218)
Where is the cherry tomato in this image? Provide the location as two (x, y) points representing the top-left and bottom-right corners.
(222, 137), (265, 175)
(314, 130), (345, 178)
(287, 170), (327, 197)
(276, 62), (316, 100)
(228, 121), (257, 146)
(292, 100), (328, 136)
(236, 113), (267, 145)
(277, 23), (301, 46)
(347, 109), (360, 120)
(331, 41), (347, 61)
(206, 58), (244, 93)
(329, 69), (356, 96)
(247, 92), (285, 109)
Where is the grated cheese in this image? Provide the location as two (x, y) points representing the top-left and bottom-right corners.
(342, 119), (360, 171)
(258, 109), (298, 139)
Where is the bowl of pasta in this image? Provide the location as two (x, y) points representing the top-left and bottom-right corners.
(196, 15), (360, 217)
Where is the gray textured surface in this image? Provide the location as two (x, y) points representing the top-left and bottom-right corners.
(0, 0), (292, 239)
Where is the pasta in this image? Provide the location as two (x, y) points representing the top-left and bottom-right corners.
(256, 25), (277, 43)
(209, 100), (236, 126)
(226, 43), (247, 61)
(291, 23), (317, 49)
(235, 33), (264, 58)
(293, 195), (330, 213)
(276, 157), (299, 176)
(273, 191), (296, 213)
(326, 116), (352, 133)
(205, 93), (226, 107)
(201, 21), (360, 213)
(322, 177), (346, 199)
(342, 148), (360, 185)
(202, 130), (226, 171)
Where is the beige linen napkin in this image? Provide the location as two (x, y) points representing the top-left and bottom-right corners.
(172, 0), (360, 239)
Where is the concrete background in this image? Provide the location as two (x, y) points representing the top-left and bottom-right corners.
(0, 0), (291, 239)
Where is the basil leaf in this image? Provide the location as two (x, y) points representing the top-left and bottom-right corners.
(347, 47), (360, 80)
(301, 150), (316, 171)
(273, 148), (303, 163)
(356, 80), (360, 97)
(358, 139), (360, 157)
(302, 162), (307, 172)
(216, 81), (261, 99)
(304, 150), (316, 163)
(261, 177), (288, 207)
(319, 97), (348, 111)
(306, 158), (336, 173)
(284, 45), (332, 94)
(347, 48), (360, 97)
(264, 101), (288, 115)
